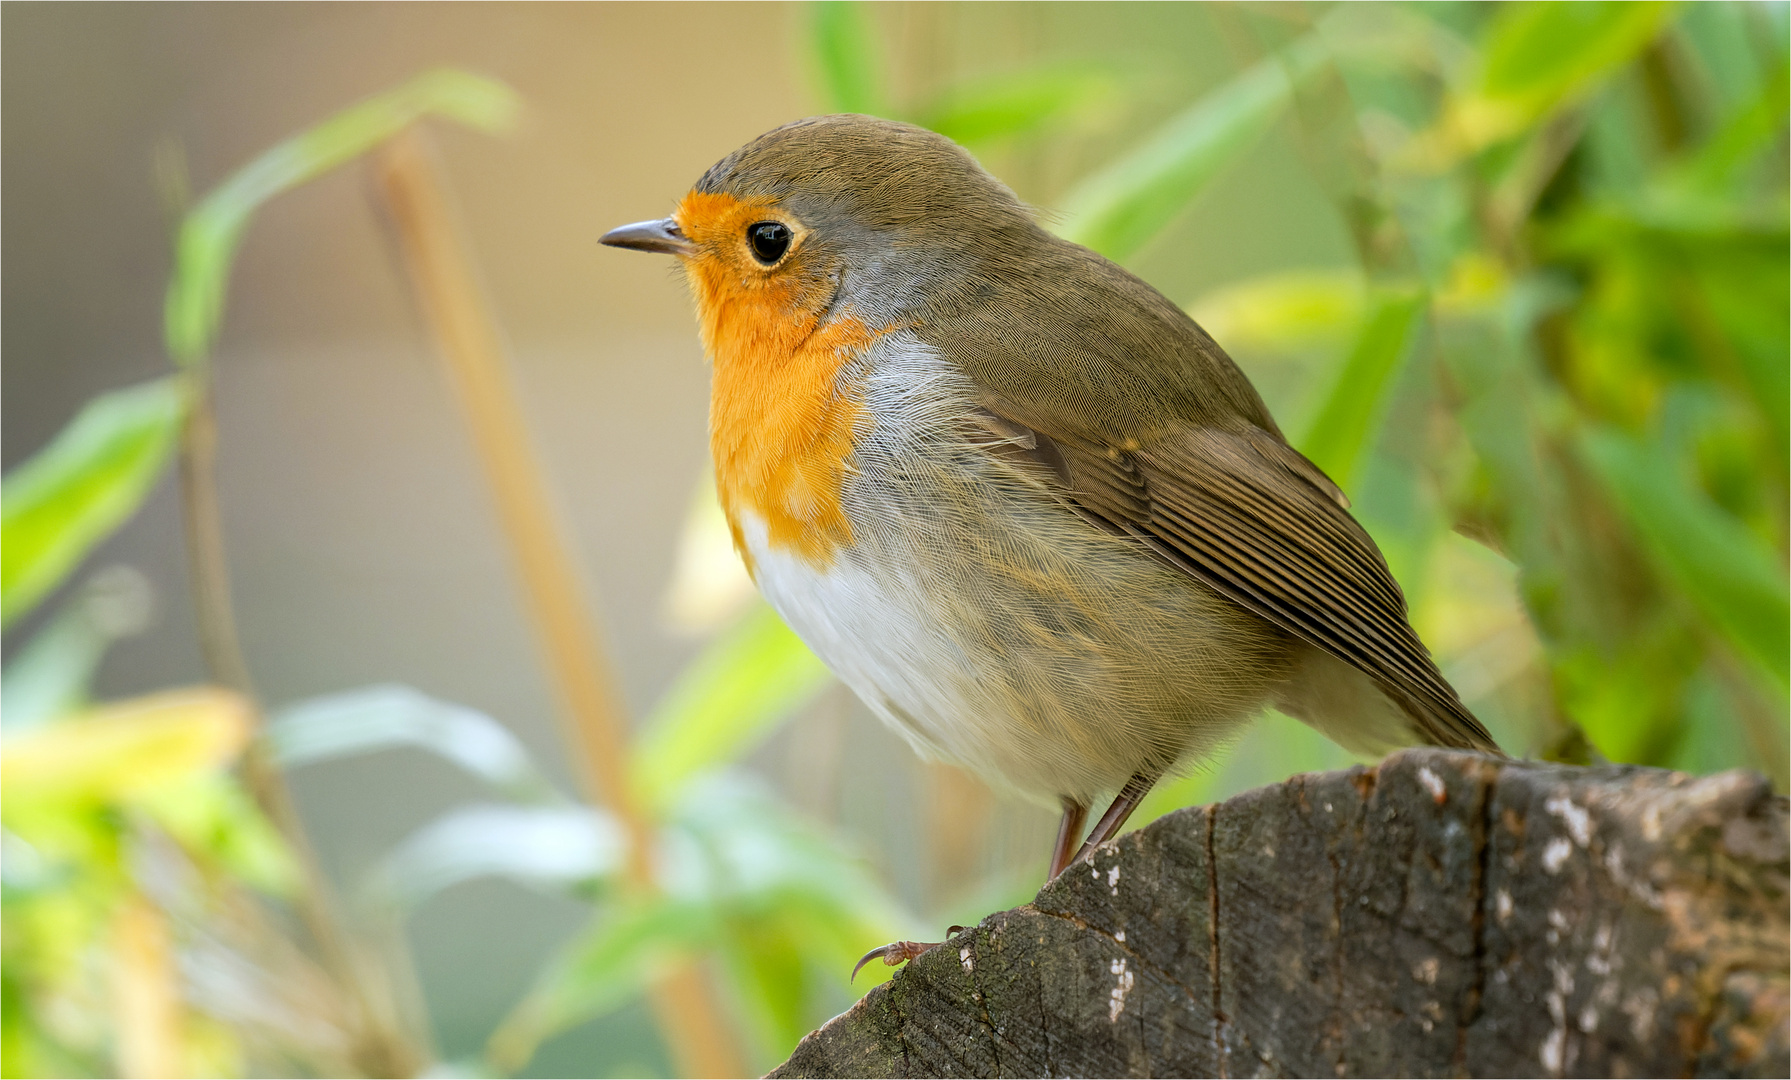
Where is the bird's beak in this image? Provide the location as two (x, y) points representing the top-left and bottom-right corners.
(600, 217), (695, 256)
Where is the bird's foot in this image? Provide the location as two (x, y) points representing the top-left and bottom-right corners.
(851, 926), (967, 981)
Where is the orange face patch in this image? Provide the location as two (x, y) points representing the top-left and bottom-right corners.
(675, 191), (882, 572)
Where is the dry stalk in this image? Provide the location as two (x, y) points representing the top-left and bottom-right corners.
(177, 395), (253, 696)
(112, 893), (182, 1079)
(176, 274), (426, 1080)
(374, 130), (747, 1079)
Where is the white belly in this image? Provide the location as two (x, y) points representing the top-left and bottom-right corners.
(732, 336), (1294, 805)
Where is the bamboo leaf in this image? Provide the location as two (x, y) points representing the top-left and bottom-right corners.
(1187, 269), (1368, 352)
(139, 771), (302, 897)
(915, 64), (1116, 148)
(630, 605), (831, 810)
(1677, 62), (1791, 197)
(1581, 426), (1790, 692)
(0, 607), (107, 734)
(1298, 287), (1428, 492)
(1056, 35), (1326, 261)
(1698, 253), (1791, 457)
(1677, 1), (1771, 114)
(1, 378), (186, 629)
(659, 772), (918, 1061)
(808, 2), (881, 114)
(716, 915), (811, 1063)
(1480, 2), (1674, 102)
(1447, 2), (1675, 151)
(664, 773), (914, 942)
(487, 773), (917, 1071)
(0, 688), (251, 805)
(485, 892), (722, 1074)
(1136, 710), (1362, 829)
(368, 803), (626, 908)
(266, 684), (559, 802)
(2, 567), (153, 735)
(165, 68), (520, 368)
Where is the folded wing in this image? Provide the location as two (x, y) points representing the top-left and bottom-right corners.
(977, 405), (1499, 754)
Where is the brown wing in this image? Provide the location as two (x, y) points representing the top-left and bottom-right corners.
(974, 403), (1500, 754)
(920, 230), (1497, 752)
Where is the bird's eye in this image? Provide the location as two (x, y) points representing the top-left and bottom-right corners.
(746, 221), (792, 264)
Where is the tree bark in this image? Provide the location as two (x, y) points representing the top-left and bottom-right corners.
(773, 749), (1788, 1078)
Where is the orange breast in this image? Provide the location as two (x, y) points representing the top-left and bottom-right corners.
(678, 193), (883, 572)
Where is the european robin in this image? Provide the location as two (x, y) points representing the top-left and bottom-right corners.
(604, 115), (1501, 965)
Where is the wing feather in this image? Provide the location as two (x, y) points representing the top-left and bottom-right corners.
(917, 229), (1498, 753)
(1004, 420), (1498, 752)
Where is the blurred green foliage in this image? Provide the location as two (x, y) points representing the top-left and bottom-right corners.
(3, 3), (1786, 1077)
(0, 382), (184, 630)
(2, 70), (535, 1079)
(3, 60), (903, 1080)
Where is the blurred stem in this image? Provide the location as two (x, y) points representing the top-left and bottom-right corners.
(372, 132), (642, 848)
(247, 736), (428, 1078)
(112, 892), (181, 1079)
(373, 131), (746, 1079)
(177, 390), (253, 696)
(1482, 111), (1587, 259)
(175, 275), (424, 1080)
(1272, 10), (1414, 279)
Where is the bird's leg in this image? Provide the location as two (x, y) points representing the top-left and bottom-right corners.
(851, 780), (1150, 978)
(851, 925), (967, 981)
(1070, 767), (1163, 867)
(1048, 797), (1089, 880)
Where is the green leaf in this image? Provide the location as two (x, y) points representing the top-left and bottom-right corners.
(1187, 269), (1368, 352)
(1552, 637), (1693, 764)
(266, 684), (559, 802)
(138, 771), (301, 897)
(671, 775), (920, 1061)
(1678, 62), (1791, 196)
(914, 64), (1116, 148)
(1135, 710), (1363, 829)
(486, 772), (918, 1072)
(664, 773), (915, 946)
(1676, 1), (1771, 114)
(808, 2), (881, 114)
(0, 377), (186, 629)
(1452, 2), (1676, 148)
(662, 773), (918, 1062)
(630, 604), (831, 810)
(1581, 425), (1790, 691)
(1695, 248), (1790, 457)
(1298, 287), (1428, 492)
(165, 68), (520, 368)
(485, 891), (721, 1074)
(1056, 35), (1327, 261)
(714, 913), (810, 1064)
(1, 567), (153, 735)
(0, 608), (105, 735)
(368, 803), (624, 908)
(1665, 661), (1762, 776)
(0, 688), (251, 807)
(1480, 2), (1675, 101)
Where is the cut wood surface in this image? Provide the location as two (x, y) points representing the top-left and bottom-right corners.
(772, 749), (1788, 1078)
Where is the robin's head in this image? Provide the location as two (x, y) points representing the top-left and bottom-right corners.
(602, 114), (1037, 329)
(605, 116), (1040, 569)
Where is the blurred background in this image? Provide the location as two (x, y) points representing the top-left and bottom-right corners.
(3, 2), (1785, 1077)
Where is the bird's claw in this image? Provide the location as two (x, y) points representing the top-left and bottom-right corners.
(851, 940), (934, 982)
(850, 927), (971, 982)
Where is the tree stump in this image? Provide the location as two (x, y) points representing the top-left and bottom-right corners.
(772, 749), (1788, 1078)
